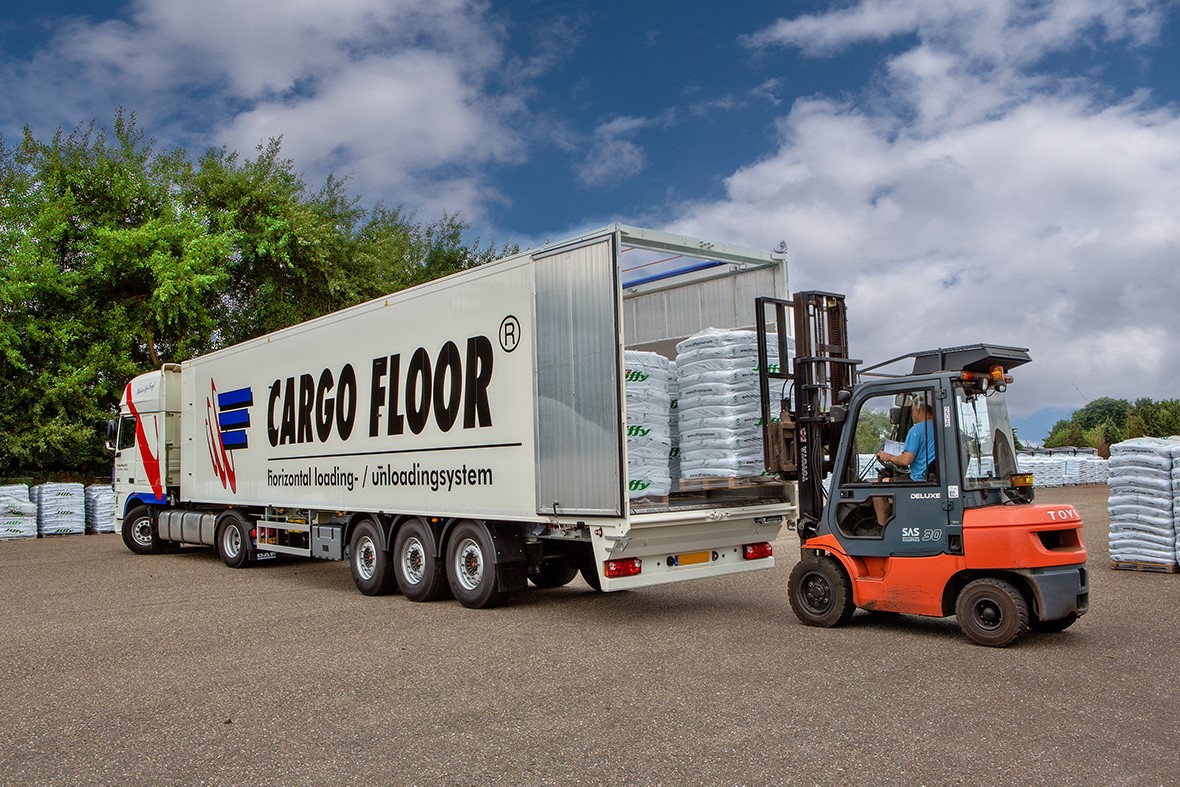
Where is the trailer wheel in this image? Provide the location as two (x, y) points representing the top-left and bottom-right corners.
(530, 562), (579, 589)
(393, 519), (448, 602)
(1031, 611), (1077, 634)
(350, 518), (398, 596)
(956, 577), (1029, 647)
(121, 505), (163, 555)
(446, 520), (507, 609)
(788, 555), (854, 628)
(217, 514), (251, 569)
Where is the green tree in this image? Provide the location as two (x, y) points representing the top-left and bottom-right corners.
(0, 113), (515, 479)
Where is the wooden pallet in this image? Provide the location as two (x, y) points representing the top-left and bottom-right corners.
(676, 475), (785, 493)
(1110, 559), (1179, 574)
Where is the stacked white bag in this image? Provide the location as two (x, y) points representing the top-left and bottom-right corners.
(0, 484), (38, 540)
(85, 484), (117, 534)
(32, 483), (85, 536)
(623, 351), (675, 499)
(675, 328), (792, 479)
(1107, 438), (1179, 567)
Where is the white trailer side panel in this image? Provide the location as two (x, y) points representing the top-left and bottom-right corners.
(180, 257), (540, 519)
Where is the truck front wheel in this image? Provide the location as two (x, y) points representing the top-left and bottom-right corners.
(217, 514), (252, 569)
(447, 521), (507, 609)
(350, 518), (398, 596)
(121, 505), (163, 555)
(788, 555), (855, 628)
(956, 577), (1029, 647)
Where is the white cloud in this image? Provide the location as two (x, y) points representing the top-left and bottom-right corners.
(670, 0), (1180, 421)
(0, 0), (524, 220)
(574, 115), (655, 188)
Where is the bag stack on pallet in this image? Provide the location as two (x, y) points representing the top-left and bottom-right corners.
(623, 351), (675, 499)
(0, 484), (38, 540)
(84, 484), (117, 534)
(1107, 438), (1180, 568)
(674, 328), (792, 480)
(31, 483), (85, 536)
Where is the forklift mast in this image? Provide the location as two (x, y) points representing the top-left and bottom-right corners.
(757, 292), (859, 539)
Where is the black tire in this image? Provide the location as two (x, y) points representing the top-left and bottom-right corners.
(350, 518), (398, 596)
(956, 577), (1029, 647)
(788, 555), (855, 628)
(1031, 611), (1078, 633)
(121, 505), (163, 555)
(530, 562), (580, 589)
(393, 518), (449, 602)
(217, 513), (252, 569)
(580, 560), (602, 592)
(446, 520), (507, 609)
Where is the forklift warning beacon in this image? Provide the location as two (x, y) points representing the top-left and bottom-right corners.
(109, 225), (1086, 645)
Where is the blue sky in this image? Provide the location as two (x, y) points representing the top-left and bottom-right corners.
(3, 0), (1179, 441)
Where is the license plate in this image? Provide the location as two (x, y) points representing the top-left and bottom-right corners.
(675, 550), (711, 566)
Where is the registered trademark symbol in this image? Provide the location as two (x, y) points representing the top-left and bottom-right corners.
(499, 315), (520, 353)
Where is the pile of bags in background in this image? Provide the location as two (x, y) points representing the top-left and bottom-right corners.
(0, 485), (38, 539)
(31, 483), (85, 536)
(85, 485), (117, 534)
(1107, 438), (1180, 567)
(0, 482), (117, 540)
(1017, 453), (1109, 487)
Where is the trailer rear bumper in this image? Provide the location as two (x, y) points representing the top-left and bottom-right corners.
(594, 505), (790, 591)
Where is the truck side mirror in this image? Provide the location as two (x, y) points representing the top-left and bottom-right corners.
(107, 419), (117, 440)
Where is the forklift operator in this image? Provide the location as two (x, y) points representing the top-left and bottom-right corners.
(877, 398), (936, 482)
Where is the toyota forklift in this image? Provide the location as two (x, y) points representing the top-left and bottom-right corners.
(757, 293), (1089, 647)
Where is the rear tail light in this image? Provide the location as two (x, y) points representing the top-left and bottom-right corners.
(604, 558), (642, 578)
(743, 542), (773, 560)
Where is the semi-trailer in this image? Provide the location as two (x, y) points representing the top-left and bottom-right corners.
(111, 225), (796, 607)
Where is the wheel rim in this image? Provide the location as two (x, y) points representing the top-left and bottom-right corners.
(800, 570), (834, 616)
(971, 598), (1004, 632)
(222, 525), (242, 559)
(453, 537), (484, 591)
(131, 517), (153, 547)
(400, 536), (426, 585)
(356, 535), (377, 581)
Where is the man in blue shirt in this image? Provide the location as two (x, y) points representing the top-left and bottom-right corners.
(878, 398), (936, 481)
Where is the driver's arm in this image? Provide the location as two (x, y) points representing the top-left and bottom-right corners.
(877, 448), (915, 467)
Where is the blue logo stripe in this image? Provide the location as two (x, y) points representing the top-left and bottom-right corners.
(220, 431), (249, 450)
(218, 410), (250, 429)
(218, 388), (254, 410)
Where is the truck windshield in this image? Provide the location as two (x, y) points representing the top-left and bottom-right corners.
(955, 385), (1018, 490)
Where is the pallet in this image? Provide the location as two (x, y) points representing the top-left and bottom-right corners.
(1110, 559), (1179, 574)
(677, 475), (784, 493)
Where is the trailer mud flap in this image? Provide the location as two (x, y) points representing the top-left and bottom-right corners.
(487, 522), (528, 592)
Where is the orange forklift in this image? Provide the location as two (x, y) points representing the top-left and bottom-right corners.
(757, 293), (1089, 646)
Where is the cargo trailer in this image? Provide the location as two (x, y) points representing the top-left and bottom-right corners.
(111, 224), (796, 607)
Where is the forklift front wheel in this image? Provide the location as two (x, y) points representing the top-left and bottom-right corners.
(789, 556), (855, 628)
(955, 577), (1029, 647)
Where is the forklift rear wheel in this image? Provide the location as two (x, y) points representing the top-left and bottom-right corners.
(956, 577), (1029, 647)
(789, 556), (855, 628)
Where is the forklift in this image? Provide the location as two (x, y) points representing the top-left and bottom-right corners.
(757, 292), (1089, 647)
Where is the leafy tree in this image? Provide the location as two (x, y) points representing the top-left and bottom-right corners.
(0, 113), (515, 480)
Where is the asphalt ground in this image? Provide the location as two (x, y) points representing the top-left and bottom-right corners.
(0, 484), (1176, 785)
